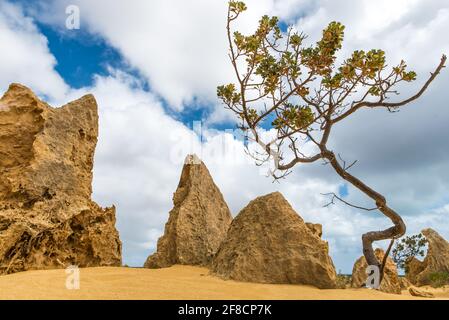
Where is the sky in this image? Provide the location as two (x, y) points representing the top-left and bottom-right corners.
(1, 0), (449, 273)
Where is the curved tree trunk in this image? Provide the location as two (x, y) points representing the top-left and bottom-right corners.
(321, 148), (406, 269)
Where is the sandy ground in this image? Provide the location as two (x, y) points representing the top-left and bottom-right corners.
(0, 265), (447, 300)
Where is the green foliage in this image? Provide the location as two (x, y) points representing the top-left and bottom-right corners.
(301, 22), (345, 77)
(217, 83), (241, 106)
(318, 21), (345, 55)
(336, 273), (351, 289)
(428, 272), (449, 288)
(258, 15), (280, 37)
(272, 104), (314, 130)
(290, 33), (303, 47)
(393, 60), (417, 82)
(233, 15), (280, 55)
(246, 108), (259, 124)
(229, 1), (247, 15)
(392, 233), (428, 273)
(330, 49), (389, 91)
(256, 54), (283, 93)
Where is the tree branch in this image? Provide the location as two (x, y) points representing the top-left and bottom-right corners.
(322, 192), (379, 211)
(333, 55), (447, 123)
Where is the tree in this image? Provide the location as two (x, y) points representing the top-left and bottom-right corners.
(392, 233), (428, 274)
(217, 1), (446, 278)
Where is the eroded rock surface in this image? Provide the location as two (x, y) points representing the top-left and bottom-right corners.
(0, 84), (121, 274)
(399, 277), (412, 290)
(351, 248), (401, 294)
(306, 223), (323, 238)
(406, 228), (449, 286)
(144, 154), (233, 268)
(211, 192), (337, 289)
(408, 286), (434, 298)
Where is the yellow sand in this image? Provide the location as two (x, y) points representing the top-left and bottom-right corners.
(0, 265), (448, 300)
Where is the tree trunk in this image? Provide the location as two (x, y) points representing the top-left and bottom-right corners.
(321, 148), (406, 269)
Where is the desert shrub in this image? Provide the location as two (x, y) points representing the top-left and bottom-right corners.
(336, 274), (351, 289)
(428, 272), (449, 288)
(392, 233), (427, 273)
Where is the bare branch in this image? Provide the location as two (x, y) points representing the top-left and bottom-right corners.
(338, 154), (358, 171)
(322, 192), (379, 211)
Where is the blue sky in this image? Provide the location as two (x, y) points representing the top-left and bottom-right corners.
(1, 0), (449, 274)
(32, 7), (278, 131)
(38, 24), (123, 89)
(36, 21), (212, 125)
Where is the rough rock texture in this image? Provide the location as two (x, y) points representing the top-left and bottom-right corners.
(351, 248), (401, 294)
(144, 154), (233, 268)
(408, 286), (434, 298)
(399, 277), (412, 290)
(306, 223), (322, 238)
(406, 257), (426, 285)
(0, 84), (121, 274)
(211, 192), (337, 289)
(406, 228), (449, 286)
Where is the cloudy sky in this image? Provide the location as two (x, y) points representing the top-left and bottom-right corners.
(1, 0), (448, 273)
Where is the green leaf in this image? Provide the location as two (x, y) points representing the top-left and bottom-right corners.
(229, 1), (247, 14)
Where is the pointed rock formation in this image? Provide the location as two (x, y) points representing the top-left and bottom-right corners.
(211, 192), (337, 289)
(406, 228), (449, 286)
(144, 154), (233, 268)
(406, 257), (426, 284)
(351, 248), (401, 294)
(0, 84), (121, 274)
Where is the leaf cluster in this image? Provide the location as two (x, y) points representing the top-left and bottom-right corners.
(392, 233), (428, 273)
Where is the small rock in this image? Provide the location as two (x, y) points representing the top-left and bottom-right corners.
(409, 286), (434, 298)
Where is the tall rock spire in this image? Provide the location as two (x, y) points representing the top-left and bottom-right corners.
(144, 154), (232, 268)
(0, 84), (121, 274)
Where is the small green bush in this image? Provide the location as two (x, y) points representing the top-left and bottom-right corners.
(428, 272), (449, 288)
(336, 274), (351, 289)
(392, 233), (427, 273)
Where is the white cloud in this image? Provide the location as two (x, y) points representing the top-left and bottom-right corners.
(0, 1), (68, 101)
(294, 0), (449, 71)
(20, 0), (328, 111)
(25, 0), (278, 109)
